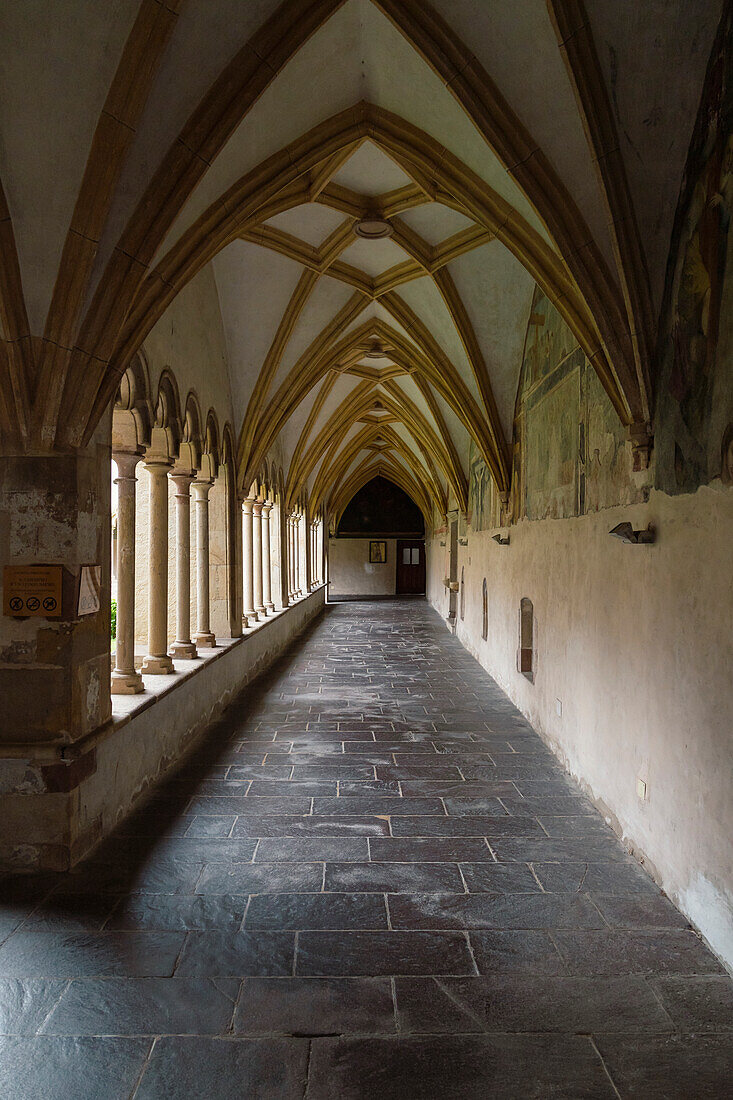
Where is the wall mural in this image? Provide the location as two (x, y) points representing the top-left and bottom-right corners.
(467, 286), (643, 528)
(468, 439), (497, 531)
(656, 3), (733, 494)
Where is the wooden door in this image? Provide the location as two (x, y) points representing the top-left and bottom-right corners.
(396, 540), (426, 594)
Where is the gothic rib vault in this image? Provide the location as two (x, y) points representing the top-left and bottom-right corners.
(0, 0), (718, 527)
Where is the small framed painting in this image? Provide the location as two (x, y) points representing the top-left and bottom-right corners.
(369, 540), (387, 564)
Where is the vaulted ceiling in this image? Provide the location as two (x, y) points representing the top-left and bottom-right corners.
(0, 0), (722, 523)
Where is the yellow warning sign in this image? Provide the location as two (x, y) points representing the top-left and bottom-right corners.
(3, 565), (63, 618)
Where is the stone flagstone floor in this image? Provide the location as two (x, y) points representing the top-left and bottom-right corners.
(0, 600), (731, 1098)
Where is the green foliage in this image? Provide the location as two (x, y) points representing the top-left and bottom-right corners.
(111, 598), (117, 640)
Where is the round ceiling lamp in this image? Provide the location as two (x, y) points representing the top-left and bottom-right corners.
(354, 216), (394, 239)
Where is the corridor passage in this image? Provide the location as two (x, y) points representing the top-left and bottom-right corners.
(1, 601), (731, 1099)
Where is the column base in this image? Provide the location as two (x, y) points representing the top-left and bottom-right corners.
(110, 669), (145, 695)
(255, 607), (267, 621)
(265, 602), (276, 613)
(170, 640), (198, 660)
(141, 653), (175, 674)
(193, 631), (217, 648)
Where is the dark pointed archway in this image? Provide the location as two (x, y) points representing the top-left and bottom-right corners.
(337, 475), (424, 537)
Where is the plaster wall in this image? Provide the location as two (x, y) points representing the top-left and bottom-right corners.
(428, 488), (733, 970)
(427, 526), (450, 620)
(329, 538), (396, 597)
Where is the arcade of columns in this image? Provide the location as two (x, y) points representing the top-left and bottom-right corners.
(111, 450), (323, 697)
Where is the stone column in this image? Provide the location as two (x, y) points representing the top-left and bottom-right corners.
(169, 473), (197, 659)
(252, 500), (266, 620)
(141, 460), (175, 674)
(290, 517), (297, 598)
(111, 451), (144, 693)
(311, 523), (317, 588)
(287, 517), (293, 597)
(308, 524), (313, 589)
(274, 503), (287, 611)
(192, 479), (216, 647)
(242, 497), (256, 626)
(262, 501), (275, 612)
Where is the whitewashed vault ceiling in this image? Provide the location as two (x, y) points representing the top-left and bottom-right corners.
(0, 0), (723, 523)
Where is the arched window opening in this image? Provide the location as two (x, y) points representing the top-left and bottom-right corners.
(482, 578), (488, 640)
(518, 597), (534, 681)
(460, 567), (465, 620)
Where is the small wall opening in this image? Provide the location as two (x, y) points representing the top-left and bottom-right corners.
(518, 596), (534, 680)
(460, 567), (465, 620)
(482, 578), (488, 640)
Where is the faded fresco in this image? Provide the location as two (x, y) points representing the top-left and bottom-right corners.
(468, 439), (497, 531)
(656, 4), (733, 494)
(466, 285), (643, 528)
(514, 287), (642, 520)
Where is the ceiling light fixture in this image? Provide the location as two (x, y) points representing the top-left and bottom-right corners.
(365, 339), (388, 359)
(354, 216), (393, 240)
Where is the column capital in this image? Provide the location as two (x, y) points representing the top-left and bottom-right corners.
(144, 457), (174, 476)
(252, 500), (264, 517)
(241, 496), (255, 515)
(170, 471), (196, 496)
(192, 478), (213, 502)
(113, 449), (144, 481)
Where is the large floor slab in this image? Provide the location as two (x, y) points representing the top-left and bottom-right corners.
(1, 600), (730, 1097)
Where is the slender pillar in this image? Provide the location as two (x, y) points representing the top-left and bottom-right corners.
(262, 501), (275, 612)
(169, 473), (197, 659)
(111, 451), (145, 693)
(287, 517), (294, 598)
(292, 517), (299, 598)
(311, 524), (317, 588)
(308, 524), (313, 589)
(299, 515), (305, 595)
(242, 497), (256, 626)
(141, 460), (175, 674)
(290, 517), (296, 597)
(252, 501), (266, 620)
(316, 521), (323, 589)
(274, 503), (287, 611)
(316, 521), (322, 585)
(192, 479), (216, 647)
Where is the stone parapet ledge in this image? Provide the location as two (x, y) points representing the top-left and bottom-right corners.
(0, 585), (326, 873)
(112, 587), (316, 729)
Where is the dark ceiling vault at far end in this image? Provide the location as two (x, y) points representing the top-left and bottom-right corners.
(337, 475), (425, 536)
